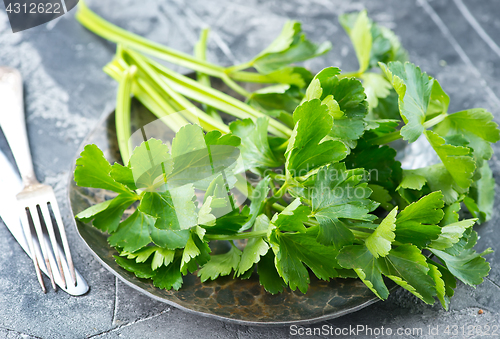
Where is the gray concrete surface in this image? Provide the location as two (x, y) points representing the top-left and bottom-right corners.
(1, 0), (500, 338)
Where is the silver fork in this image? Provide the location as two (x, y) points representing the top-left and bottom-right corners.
(0, 67), (76, 292)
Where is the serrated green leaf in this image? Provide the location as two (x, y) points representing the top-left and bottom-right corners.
(270, 230), (339, 293)
(204, 130), (241, 147)
(441, 202), (461, 226)
(427, 80), (450, 117)
(202, 205), (251, 235)
(315, 216), (355, 250)
(139, 191), (192, 230)
(372, 90), (401, 120)
(365, 207), (397, 258)
(340, 11), (408, 70)
(308, 164), (376, 248)
(250, 21), (331, 74)
(110, 163), (137, 190)
(76, 199), (114, 223)
(340, 10), (372, 73)
(429, 219), (476, 250)
(362, 73), (391, 110)
(378, 245), (436, 304)
(425, 130), (475, 189)
(137, 190), (193, 249)
(180, 233), (201, 274)
(256, 66), (314, 88)
(114, 255), (155, 279)
(304, 67), (341, 101)
(151, 248), (176, 270)
(395, 191), (444, 248)
(429, 260), (457, 308)
(168, 125), (240, 190)
(380, 61), (433, 142)
(240, 177), (271, 232)
(311, 163), (376, 214)
(344, 141), (401, 192)
(428, 263), (448, 310)
(303, 68), (368, 146)
(230, 118), (281, 172)
(108, 209), (156, 252)
(271, 198), (310, 233)
(129, 138), (172, 191)
(116, 247), (182, 290)
(464, 162), (495, 224)
(198, 245), (242, 282)
(248, 84), (302, 116)
(368, 184), (394, 210)
(237, 215), (270, 276)
(152, 256), (183, 290)
(123, 246), (157, 263)
(257, 251), (286, 294)
(434, 109), (500, 167)
(404, 164), (469, 205)
(337, 245), (389, 299)
(397, 173), (426, 191)
(430, 247), (491, 286)
(329, 78), (368, 146)
(443, 228), (477, 256)
(75, 144), (135, 195)
(369, 24), (408, 67)
(286, 99), (348, 176)
(76, 193), (138, 234)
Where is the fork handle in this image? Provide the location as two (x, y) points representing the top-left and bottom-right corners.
(0, 67), (38, 186)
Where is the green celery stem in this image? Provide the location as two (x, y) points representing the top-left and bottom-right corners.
(115, 65), (136, 165)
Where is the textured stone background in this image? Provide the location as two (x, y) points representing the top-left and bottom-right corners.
(1, 0), (500, 338)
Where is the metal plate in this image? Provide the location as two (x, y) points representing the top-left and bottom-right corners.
(66, 82), (399, 325)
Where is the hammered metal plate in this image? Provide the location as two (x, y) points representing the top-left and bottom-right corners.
(67, 85), (398, 325)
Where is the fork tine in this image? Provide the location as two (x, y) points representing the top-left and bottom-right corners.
(39, 203), (67, 289)
(49, 201), (76, 286)
(28, 205), (57, 290)
(19, 208), (46, 293)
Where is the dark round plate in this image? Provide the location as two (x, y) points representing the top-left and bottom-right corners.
(67, 95), (397, 326)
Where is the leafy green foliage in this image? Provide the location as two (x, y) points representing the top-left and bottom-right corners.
(430, 247), (491, 286)
(247, 84), (303, 122)
(340, 10), (408, 71)
(76, 193), (138, 233)
(75, 144), (136, 195)
(304, 67), (369, 148)
(340, 10), (372, 73)
(464, 163), (495, 224)
(237, 215), (270, 276)
(108, 208), (157, 253)
(365, 207), (397, 258)
(424, 131), (475, 189)
(198, 244), (242, 282)
(394, 191), (444, 248)
(305, 164), (377, 248)
(380, 61), (433, 143)
(286, 99), (348, 176)
(250, 21), (331, 74)
(270, 230), (340, 293)
(73, 8), (498, 309)
(257, 251), (286, 294)
(434, 109), (500, 167)
(230, 118), (282, 172)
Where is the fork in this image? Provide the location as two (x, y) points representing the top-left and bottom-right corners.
(0, 67), (76, 292)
